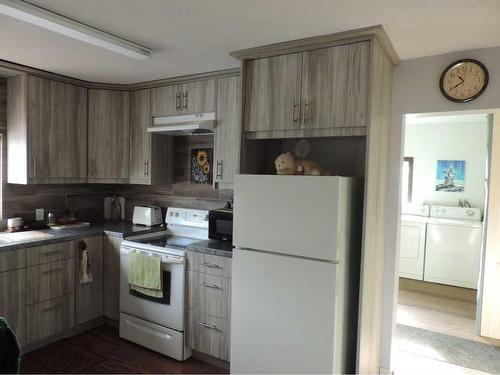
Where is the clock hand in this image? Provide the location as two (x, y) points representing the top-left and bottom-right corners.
(457, 75), (464, 83)
(451, 81), (464, 89)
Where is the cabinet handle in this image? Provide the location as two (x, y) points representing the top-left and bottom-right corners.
(216, 161), (223, 180)
(292, 103), (301, 122)
(42, 268), (63, 275)
(202, 262), (221, 269)
(40, 249), (63, 257)
(182, 91), (188, 110)
(196, 322), (218, 330)
(43, 303), (63, 313)
(144, 161), (149, 177)
(175, 92), (181, 111)
(200, 282), (220, 290)
(303, 101), (312, 121)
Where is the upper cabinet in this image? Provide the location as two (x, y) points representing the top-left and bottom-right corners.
(7, 75), (87, 184)
(214, 75), (241, 188)
(241, 41), (370, 138)
(88, 89), (130, 183)
(129, 89), (174, 185)
(151, 79), (216, 117)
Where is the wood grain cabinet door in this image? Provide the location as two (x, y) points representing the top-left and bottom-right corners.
(151, 83), (182, 117)
(129, 89), (152, 184)
(0, 269), (27, 345)
(244, 53), (302, 133)
(28, 76), (87, 183)
(214, 75), (241, 187)
(179, 79), (216, 115)
(88, 89), (130, 183)
(301, 41), (370, 129)
(103, 236), (122, 321)
(75, 236), (103, 325)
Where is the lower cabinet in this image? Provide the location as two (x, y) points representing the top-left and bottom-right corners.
(26, 294), (75, 344)
(103, 236), (123, 321)
(0, 267), (27, 344)
(75, 236), (104, 325)
(186, 251), (232, 361)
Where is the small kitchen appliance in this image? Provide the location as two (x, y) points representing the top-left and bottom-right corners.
(132, 206), (163, 226)
(208, 208), (233, 241)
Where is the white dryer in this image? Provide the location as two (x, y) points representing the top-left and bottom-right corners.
(424, 205), (483, 289)
(399, 204), (430, 280)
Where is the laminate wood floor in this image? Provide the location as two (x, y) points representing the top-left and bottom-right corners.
(21, 325), (228, 374)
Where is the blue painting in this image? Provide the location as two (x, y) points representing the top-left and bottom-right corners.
(436, 160), (465, 192)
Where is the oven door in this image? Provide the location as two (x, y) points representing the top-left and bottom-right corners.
(120, 245), (186, 332)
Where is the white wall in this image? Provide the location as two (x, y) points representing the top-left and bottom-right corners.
(382, 45), (500, 372)
(404, 116), (488, 212)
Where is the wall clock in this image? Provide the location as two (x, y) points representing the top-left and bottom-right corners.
(439, 59), (488, 103)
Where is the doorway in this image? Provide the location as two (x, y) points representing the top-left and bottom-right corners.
(390, 112), (500, 374)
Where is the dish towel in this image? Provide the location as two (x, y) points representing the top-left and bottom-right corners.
(129, 252), (162, 298)
(79, 249), (93, 284)
(0, 317), (20, 374)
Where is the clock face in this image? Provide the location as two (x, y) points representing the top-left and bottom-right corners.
(440, 59), (488, 103)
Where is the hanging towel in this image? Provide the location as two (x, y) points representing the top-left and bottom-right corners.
(79, 249), (93, 284)
(0, 317), (21, 374)
(129, 252), (163, 298)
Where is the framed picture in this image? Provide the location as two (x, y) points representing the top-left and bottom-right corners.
(436, 160), (465, 192)
(191, 148), (213, 184)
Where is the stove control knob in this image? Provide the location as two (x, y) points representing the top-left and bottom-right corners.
(175, 212), (179, 217)
(204, 215), (208, 221)
(169, 212), (173, 217)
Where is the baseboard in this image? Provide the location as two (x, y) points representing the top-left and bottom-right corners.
(192, 350), (230, 371)
(103, 316), (119, 329)
(22, 317), (104, 354)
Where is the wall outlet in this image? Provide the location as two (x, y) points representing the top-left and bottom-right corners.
(36, 208), (44, 221)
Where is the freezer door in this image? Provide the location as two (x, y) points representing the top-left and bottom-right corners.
(230, 248), (338, 374)
(234, 175), (352, 261)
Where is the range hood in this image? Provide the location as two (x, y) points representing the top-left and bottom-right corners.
(148, 112), (215, 136)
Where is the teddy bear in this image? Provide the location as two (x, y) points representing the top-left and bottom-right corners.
(274, 152), (328, 176)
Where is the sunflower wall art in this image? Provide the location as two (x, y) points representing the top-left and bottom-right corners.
(191, 148), (213, 184)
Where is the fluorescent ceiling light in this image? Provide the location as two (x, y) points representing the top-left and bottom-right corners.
(0, 0), (152, 60)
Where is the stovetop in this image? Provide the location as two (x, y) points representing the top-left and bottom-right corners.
(131, 235), (203, 250)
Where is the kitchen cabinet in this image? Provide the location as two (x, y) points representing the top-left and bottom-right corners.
(0, 250), (27, 344)
(129, 89), (174, 185)
(88, 89), (130, 183)
(103, 236), (122, 321)
(244, 53), (302, 133)
(242, 41), (369, 137)
(7, 74), (88, 184)
(27, 258), (75, 305)
(186, 251), (232, 361)
(75, 236), (103, 325)
(151, 79), (216, 117)
(214, 75), (241, 188)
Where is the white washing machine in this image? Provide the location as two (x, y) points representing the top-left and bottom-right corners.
(424, 205), (483, 289)
(399, 204), (430, 280)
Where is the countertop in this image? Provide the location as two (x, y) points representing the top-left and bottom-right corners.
(0, 221), (233, 258)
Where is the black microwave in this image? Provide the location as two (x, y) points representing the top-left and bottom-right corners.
(208, 208), (233, 241)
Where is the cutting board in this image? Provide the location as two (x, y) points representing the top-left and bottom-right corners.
(50, 222), (91, 231)
(0, 231), (54, 243)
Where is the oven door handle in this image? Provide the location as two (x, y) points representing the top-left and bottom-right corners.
(120, 247), (185, 264)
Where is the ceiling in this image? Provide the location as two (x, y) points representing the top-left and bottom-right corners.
(0, 0), (499, 84)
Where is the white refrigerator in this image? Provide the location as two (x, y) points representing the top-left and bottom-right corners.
(231, 175), (362, 374)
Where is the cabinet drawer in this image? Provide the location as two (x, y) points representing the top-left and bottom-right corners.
(26, 294), (75, 344)
(27, 259), (75, 305)
(187, 271), (231, 319)
(187, 309), (230, 361)
(187, 251), (232, 278)
(0, 248), (26, 272)
(27, 241), (75, 266)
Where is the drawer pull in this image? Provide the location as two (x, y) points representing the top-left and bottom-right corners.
(43, 303), (63, 313)
(200, 282), (220, 290)
(197, 321), (218, 330)
(40, 250), (63, 257)
(201, 263), (221, 269)
(42, 268), (63, 275)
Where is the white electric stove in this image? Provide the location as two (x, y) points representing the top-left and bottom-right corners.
(119, 207), (209, 361)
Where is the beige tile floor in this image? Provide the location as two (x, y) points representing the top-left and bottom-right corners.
(392, 281), (500, 375)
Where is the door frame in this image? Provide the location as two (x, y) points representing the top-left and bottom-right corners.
(383, 108), (497, 373)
